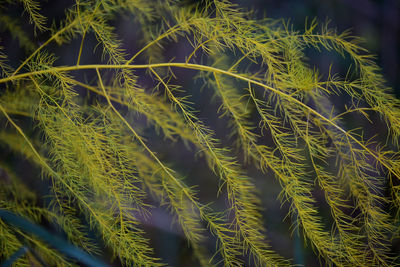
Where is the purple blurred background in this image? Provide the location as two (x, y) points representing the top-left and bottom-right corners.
(1, 1), (400, 266)
(245, 0), (400, 96)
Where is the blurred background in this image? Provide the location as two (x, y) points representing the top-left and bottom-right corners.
(1, 0), (399, 266)
(246, 0), (400, 97)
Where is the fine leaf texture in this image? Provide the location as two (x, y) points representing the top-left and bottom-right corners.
(0, 0), (399, 266)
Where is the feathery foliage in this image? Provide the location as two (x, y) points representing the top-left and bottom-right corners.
(0, 0), (399, 266)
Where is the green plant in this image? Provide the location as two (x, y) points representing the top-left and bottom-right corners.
(0, 0), (400, 266)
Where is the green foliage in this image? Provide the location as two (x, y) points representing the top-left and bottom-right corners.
(0, 0), (400, 266)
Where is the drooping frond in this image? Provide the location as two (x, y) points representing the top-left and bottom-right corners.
(35, 88), (160, 265)
(0, 163), (96, 266)
(0, 46), (13, 78)
(0, 0), (399, 266)
(147, 67), (289, 266)
(17, 0), (47, 33)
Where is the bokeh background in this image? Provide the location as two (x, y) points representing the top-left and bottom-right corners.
(242, 0), (400, 97)
(1, 0), (400, 266)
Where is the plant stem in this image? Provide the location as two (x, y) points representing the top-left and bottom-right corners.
(0, 62), (396, 178)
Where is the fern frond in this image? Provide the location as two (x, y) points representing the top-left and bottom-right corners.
(246, 85), (347, 265)
(326, 126), (395, 265)
(1, 1), (399, 265)
(149, 67), (289, 266)
(36, 95), (159, 265)
(0, 81), (161, 266)
(212, 71), (257, 159)
(307, 92), (398, 265)
(96, 67), (245, 266)
(292, 19), (400, 147)
(131, 148), (213, 266)
(17, 0), (47, 33)
(0, 45), (13, 78)
(0, 168), (87, 266)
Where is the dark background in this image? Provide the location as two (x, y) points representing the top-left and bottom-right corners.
(154, 1), (400, 266)
(1, 0), (400, 266)
(245, 0), (400, 97)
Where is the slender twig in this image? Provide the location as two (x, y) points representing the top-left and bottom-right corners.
(1, 62), (395, 178)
